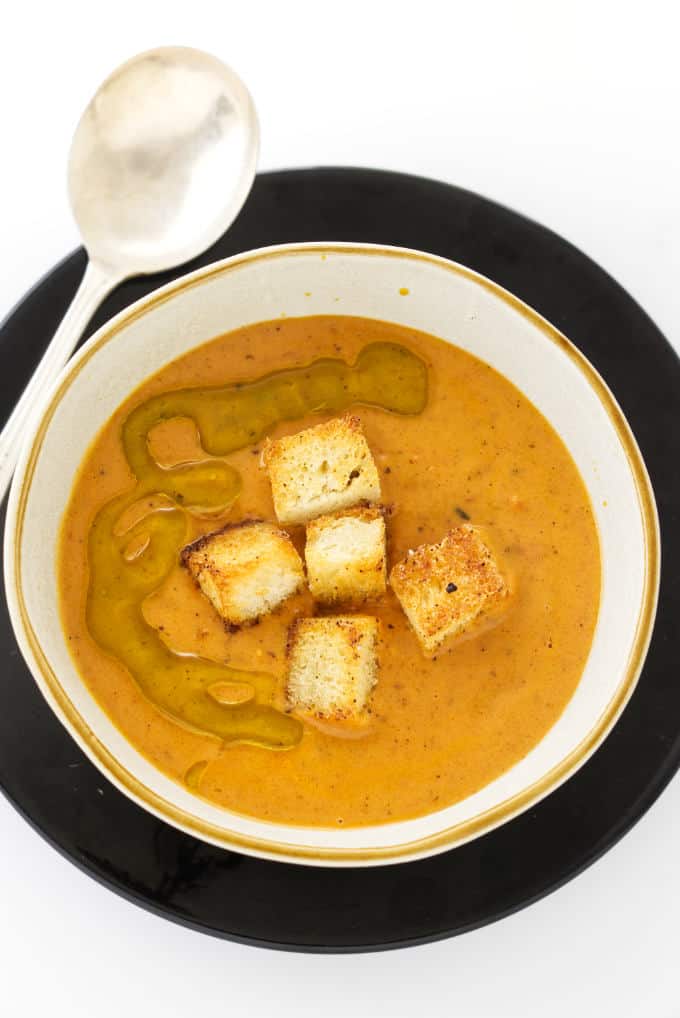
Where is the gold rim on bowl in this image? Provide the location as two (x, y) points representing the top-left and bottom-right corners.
(5, 243), (661, 865)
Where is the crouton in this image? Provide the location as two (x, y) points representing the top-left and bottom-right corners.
(390, 525), (508, 654)
(305, 506), (387, 604)
(261, 414), (381, 525)
(181, 519), (305, 627)
(286, 616), (379, 721)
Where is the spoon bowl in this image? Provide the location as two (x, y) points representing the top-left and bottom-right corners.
(68, 46), (259, 274)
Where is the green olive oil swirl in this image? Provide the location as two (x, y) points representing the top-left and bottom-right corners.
(86, 342), (428, 750)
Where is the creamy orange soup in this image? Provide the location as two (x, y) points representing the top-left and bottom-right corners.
(58, 315), (600, 827)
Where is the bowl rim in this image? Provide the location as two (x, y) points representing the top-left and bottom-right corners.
(3, 241), (661, 866)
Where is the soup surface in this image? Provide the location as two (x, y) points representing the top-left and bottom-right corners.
(59, 315), (600, 827)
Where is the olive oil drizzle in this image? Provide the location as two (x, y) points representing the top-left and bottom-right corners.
(85, 342), (428, 750)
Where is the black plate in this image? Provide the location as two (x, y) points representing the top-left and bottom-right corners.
(1, 168), (679, 953)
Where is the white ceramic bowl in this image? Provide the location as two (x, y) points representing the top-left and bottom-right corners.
(4, 243), (659, 866)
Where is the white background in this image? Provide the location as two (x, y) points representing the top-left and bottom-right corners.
(1, 2), (678, 1015)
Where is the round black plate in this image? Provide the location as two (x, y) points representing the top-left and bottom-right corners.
(1, 168), (679, 952)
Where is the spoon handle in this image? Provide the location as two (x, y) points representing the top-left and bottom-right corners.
(0, 260), (122, 502)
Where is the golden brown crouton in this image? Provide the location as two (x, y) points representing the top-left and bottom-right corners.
(389, 525), (508, 654)
(261, 414), (381, 525)
(305, 506), (386, 604)
(181, 520), (305, 627)
(286, 616), (379, 721)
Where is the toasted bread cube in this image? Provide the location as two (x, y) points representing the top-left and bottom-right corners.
(286, 616), (379, 721)
(390, 525), (508, 654)
(261, 414), (381, 525)
(181, 520), (305, 626)
(305, 506), (386, 604)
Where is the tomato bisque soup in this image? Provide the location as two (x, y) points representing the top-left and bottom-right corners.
(58, 315), (600, 827)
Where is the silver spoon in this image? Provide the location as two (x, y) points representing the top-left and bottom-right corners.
(0, 46), (259, 499)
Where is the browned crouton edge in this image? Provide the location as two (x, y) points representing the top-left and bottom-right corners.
(179, 518), (264, 567)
